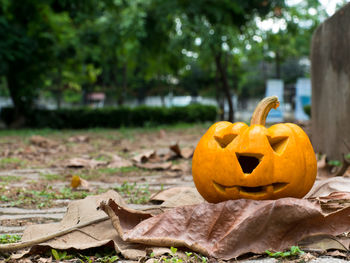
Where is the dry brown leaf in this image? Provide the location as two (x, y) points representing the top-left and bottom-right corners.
(6, 191), (153, 260)
(170, 162), (190, 172)
(169, 143), (181, 156)
(326, 250), (349, 258)
(100, 195), (350, 260)
(181, 147), (194, 159)
(150, 187), (205, 207)
(30, 136), (59, 148)
(65, 158), (108, 169)
(136, 162), (172, 170)
(132, 150), (156, 163)
(299, 234), (350, 251)
(67, 135), (89, 143)
(169, 143), (194, 159)
(107, 154), (133, 169)
(305, 177), (350, 198)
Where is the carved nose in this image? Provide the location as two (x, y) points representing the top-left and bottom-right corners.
(236, 154), (262, 174)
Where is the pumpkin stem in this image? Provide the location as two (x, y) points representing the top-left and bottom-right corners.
(250, 96), (280, 126)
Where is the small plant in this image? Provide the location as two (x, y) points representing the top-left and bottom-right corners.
(114, 181), (150, 204)
(328, 160), (342, 167)
(51, 249), (73, 261)
(0, 234), (21, 244)
(265, 246), (304, 258)
(150, 247), (208, 263)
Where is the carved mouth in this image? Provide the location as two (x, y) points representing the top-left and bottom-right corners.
(213, 181), (288, 196)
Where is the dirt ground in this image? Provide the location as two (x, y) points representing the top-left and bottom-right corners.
(0, 122), (349, 263)
(0, 124), (210, 262)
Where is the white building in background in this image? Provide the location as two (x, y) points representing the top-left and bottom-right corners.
(265, 79), (284, 123)
(295, 78), (311, 121)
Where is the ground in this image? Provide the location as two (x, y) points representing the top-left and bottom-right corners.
(0, 123), (207, 262)
(0, 123), (348, 263)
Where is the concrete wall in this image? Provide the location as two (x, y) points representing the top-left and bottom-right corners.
(311, 3), (350, 160)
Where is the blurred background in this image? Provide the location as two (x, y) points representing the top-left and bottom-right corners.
(0, 0), (348, 128)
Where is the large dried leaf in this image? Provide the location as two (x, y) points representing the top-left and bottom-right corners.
(8, 191), (153, 260)
(150, 187), (204, 207)
(305, 177), (350, 198)
(100, 195), (350, 260)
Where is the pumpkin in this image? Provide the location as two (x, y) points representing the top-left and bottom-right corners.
(192, 96), (317, 203)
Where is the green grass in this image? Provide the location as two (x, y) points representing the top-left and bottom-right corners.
(0, 234), (21, 244)
(0, 123), (209, 139)
(0, 175), (22, 182)
(114, 181), (151, 204)
(0, 186), (94, 208)
(97, 166), (141, 174)
(0, 157), (26, 168)
(39, 173), (62, 181)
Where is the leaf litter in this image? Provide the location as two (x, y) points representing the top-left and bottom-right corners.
(2, 126), (350, 261)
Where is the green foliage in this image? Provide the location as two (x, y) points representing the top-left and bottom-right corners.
(0, 234), (21, 244)
(0, 105), (217, 129)
(265, 246), (304, 258)
(151, 247), (208, 263)
(51, 249), (72, 261)
(328, 160), (342, 167)
(303, 105), (311, 117)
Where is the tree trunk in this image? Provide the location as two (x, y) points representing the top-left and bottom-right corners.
(215, 67), (225, 120)
(6, 72), (29, 128)
(275, 50), (281, 79)
(215, 52), (234, 122)
(118, 63), (127, 106)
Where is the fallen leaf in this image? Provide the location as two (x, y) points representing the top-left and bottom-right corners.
(326, 250), (348, 258)
(305, 177), (350, 198)
(136, 162), (172, 170)
(5, 191), (153, 260)
(108, 154), (133, 169)
(30, 136), (59, 148)
(299, 234), (350, 251)
(71, 175), (81, 188)
(71, 175), (90, 189)
(65, 158), (108, 169)
(169, 143), (194, 159)
(150, 187), (204, 207)
(169, 143), (181, 156)
(132, 150), (156, 163)
(100, 194), (350, 260)
(170, 162), (190, 172)
(67, 135), (89, 143)
(181, 147), (194, 159)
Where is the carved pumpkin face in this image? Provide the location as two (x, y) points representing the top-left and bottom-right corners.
(192, 97), (317, 203)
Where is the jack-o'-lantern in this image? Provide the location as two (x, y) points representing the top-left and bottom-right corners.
(192, 96), (317, 203)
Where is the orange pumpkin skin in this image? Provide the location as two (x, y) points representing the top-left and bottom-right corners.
(192, 98), (317, 203)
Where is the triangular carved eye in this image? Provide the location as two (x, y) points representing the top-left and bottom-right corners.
(214, 134), (237, 148)
(267, 136), (289, 155)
